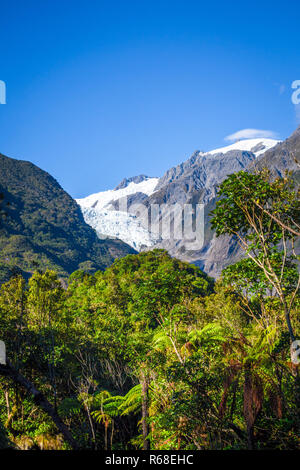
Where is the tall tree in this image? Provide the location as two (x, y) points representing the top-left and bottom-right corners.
(211, 170), (300, 348)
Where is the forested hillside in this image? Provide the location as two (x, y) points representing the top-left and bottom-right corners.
(0, 169), (299, 451)
(0, 153), (135, 282)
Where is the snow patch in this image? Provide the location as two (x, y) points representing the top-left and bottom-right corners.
(77, 177), (159, 210)
(207, 138), (280, 157)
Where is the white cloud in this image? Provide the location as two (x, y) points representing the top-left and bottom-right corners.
(225, 128), (279, 142)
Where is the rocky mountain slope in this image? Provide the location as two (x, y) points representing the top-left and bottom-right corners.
(0, 153), (136, 281)
(78, 138), (282, 275)
(77, 129), (299, 277)
(252, 126), (300, 176)
(145, 138), (284, 276)
(163, 130), (299, 277)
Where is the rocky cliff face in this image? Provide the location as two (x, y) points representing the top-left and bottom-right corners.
(114, 175), (152, 190)
(123, 140), (283, 277)
(154, 149), (256, 203)
(251, 126), (300, 176)
(143, 150), (256, 277)
(154, 130), (298, 277)
(156, 131), (299, 277)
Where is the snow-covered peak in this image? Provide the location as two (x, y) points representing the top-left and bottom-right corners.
(207, 138), (280, 158)
(77, 177), (159, 210)
(114, 174), (150, 190)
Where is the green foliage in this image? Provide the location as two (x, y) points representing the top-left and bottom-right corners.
(0, 169), (299, 450)
(211, 169), (299, 239)
(0, 153), (135, 282)
(211, 170), (299, 347)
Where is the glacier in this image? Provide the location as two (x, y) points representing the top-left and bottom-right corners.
(76, 177), (160, 251)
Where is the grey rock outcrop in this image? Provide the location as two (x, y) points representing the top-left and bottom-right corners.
(114, 175), (152, 190)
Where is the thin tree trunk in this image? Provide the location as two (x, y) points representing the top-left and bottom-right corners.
(283, 300), (296, 344)
(104, 422), (108, 451)
(141, 373), (150, 450)
(85, 404), (96, 449)
(0, 360), (79, 450)
(283, 301), (299, 386)
(243, 367), (263, 450)
(246, 424), (255, 450)
(4, 390), (10, 418)
(111, 419), (114, 450)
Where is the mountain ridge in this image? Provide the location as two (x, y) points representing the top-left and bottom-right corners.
(77, 138), (280, 262)
(77, 134), (298, 277)
(0, 153), (136, 281)
(114, 174), (155, 190)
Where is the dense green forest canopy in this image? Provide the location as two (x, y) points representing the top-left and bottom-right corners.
(0, 153), (135, 282)
(0, 170), (299, 450)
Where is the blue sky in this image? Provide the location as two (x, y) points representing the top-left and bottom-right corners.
(0, 0), (299, 197)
